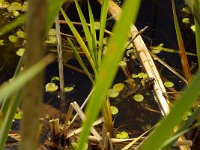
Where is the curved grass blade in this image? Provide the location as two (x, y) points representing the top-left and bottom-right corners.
(77, 0), (141, 149)
(88, 1), (98, 67)
(60, 9), (96, 75)
(67, 38), (94, 83)
(98, 0), (109, 67)
(74, 0), (94, 61)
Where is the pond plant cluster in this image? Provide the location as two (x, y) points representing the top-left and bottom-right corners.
(0, 0), (200, 150)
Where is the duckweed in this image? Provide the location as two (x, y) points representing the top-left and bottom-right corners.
(164, 81), (174, 88)
(113, 83), (124, 92)
(116, 131), (129, 139)
(133, 94), (144, 102)
(110, 106), (119, 115)
(108, 89), (119, 98)
(45, 82), (58, 92)
(8, 35), (18, 43)
(64, 86), (74, 92)
(16, 48), (25, 56)
(16, 30), (25, 38)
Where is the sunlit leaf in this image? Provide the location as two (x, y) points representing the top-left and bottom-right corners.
(108, 89), (119, 98)
(13, 10), (19, 17)
(8, 35), (18, 43)
(7, 2), (22, 11)
(182, 18), (190, 24)
(110, 106), (119, 115)
(16, 48), (25, 57)
(64, 86), (74, 92)
(152, 43), (163, 54)
(45, 82), (58, 92)
(16, 30), (25, 38)
(113, 83), (124, 92)
(14, 111), (23, 120)
(116, 131), (129, 139)
(51, 76), (59, 82)
(164, 81), (174, 88)
(133, 94), (144, 102)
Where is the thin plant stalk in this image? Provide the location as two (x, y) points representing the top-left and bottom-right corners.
(172, 0), (192, 83)
(55, 16), (66, 112)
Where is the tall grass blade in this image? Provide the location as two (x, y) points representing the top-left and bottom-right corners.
(194, 0), (200, 68)
(137, 71), (200, 150)
(74, 0), (94, 61)
(77, 0), (141, 149)
(67, 38), (94, 83)
(60, 9), (96, 75)
(172, 0), (192, 82)
(98, 0), (109, 67)
(88, 1), (98, 67)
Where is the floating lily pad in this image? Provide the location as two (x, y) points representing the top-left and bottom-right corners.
(16, 30), (25, 38)
(13, 10), (19, 17)
(45, 83), (58, 92)
(116, 131), (129, 139)
(0, 39), (4, 45)
(164, 81), (174, 88)
(110, 106), (119, 115)
(8, 35), (18, 43)
(51, 76), (59, 82)
(14, 111), (23, 120)
(133, 94), (144, 102)
(182, 18), (190, 24)
(7, 2), (22, 11)
(119, 61), (127, 67)
(64, 86), (74, 92)
(16, 48), (25, 56)
(113, 83), (124, 92)
(138, 72), (148, 78)
(108, 89), (119, 98)
(190, 25), (195, 32)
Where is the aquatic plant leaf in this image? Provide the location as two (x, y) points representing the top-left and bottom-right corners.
(51, 76), (59, 82)
(0, 39), (4, 45)
(45, 82), (58, 92)
(138, 72), (148, 78)
(133, 94), (144, 102)
(190, 25), (195, 32)
(119, 61), (127, 67)
(7, 2), (22, 11)
(64, 86), (74, 92)
(113, 83), (124, 92)
(14, 111), (23, 120)
(164, 81), (174, 88)
(110, 106), (119, 115)
(8, 35), (18, 43)
(182, 18), (190, 24)
(152, 43), (163, 54)
(48, 28), (56, 36)
(16, 30), (25, 38)
(16, 48), (25, 56)
(108, 89), (119, 98)
(116, 131), (129, 139)
(13, 10), (19, 17)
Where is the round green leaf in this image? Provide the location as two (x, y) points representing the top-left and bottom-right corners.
(110, 106), (119, 115)
(108, 89), (119, 98)
(164, 81), (174, 88)
(16, 30), (25, 38)
(64, 86), (74, 92)
(113, 83), (124, 92)
(116, 131), (129, 139)
(133, 94), (144, 102)
(182, 18), (190, 24)
(119, 61), (127, 67)
(45, 82), (58, 92)
(7, 2), (22, 11)
(51, 76), (59, 82)
(8, 35), (18, 43)
(16, 48), (25, 56)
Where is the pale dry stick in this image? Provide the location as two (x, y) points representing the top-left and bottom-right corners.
(55, 16), (66, 112)
(149, 51), (188, 84)
(66, 117), (104, 138)
(70, 102), (102, 141)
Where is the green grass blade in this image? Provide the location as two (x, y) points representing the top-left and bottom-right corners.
(0, 91), (22, 150)
(67, 38), (94, 83)
(60, 8), (96, 75)
(194, 0), (200, 68)
(138, 71), (200, 150)
(98, 0), (109, 67)
(74, 0), (94, 61)
(0, 55), (54, 103)
(77, 0), (141, 149)
(172, 0), (192, 82)
(88, 1), (98, 67)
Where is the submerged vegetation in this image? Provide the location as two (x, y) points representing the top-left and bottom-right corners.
(0, 0), (200, 149)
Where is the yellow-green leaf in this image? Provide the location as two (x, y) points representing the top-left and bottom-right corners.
(133, 94), (144, 102)
(116, 131), (129, 139)
(45, 82), (58, 92)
